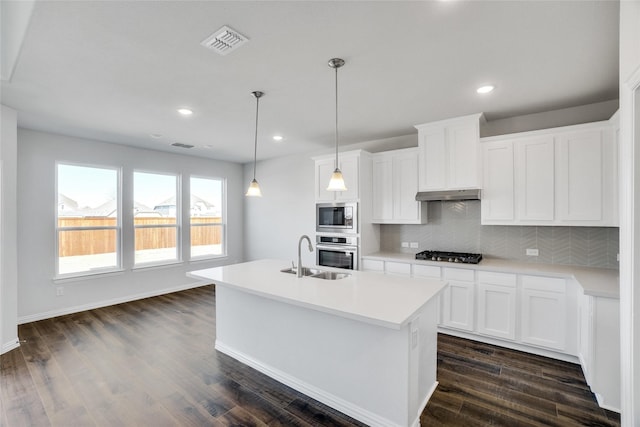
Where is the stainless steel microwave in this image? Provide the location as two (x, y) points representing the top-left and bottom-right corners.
(316, 202), (358, 234)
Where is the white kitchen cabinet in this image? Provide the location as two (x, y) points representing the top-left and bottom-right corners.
(516, 136), (555, 223)
(415, 113), (484, 191)
(372, 148), (426, 224)
(476, 271), (517, 340)
(481, 141), (514, 222)
(314, 151), (363, 202)
(412, 264), (441, 279)
(520, 275), (567, 351)
(384, 261), (411, 276)
(556, 127), (618, 225)
(361, 259), (384, 273)
(440, 268), (475, 332)
(578, 292), (620, 411)
(480, 120), (618, 227)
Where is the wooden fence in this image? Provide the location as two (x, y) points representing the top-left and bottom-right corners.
(58, 217), (222, 256)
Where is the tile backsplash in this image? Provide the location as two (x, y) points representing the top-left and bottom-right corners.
(380, 201), (619, 269)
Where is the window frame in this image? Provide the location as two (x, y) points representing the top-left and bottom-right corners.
(132, 169), (182, 268)
(189, 175), (227, 261)
(55, 161), (123, 279)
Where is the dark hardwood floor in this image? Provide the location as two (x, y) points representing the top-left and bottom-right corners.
(1, 285), (620, 427)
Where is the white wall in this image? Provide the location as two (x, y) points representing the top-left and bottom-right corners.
(17, 129), (244, 322)
(243, 152), (316, 263)
(618, 1), (640, 425)
(0, 105), (19, 354)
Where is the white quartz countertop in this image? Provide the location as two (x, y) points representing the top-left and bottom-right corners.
(363, 252), (619, 299)
(188, 259), (447, 330)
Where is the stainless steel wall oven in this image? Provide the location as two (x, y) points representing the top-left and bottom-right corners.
(316, 235), (358, 270)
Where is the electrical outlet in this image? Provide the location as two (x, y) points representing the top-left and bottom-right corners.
(410, 242), (419, 249)
(56, 287), (64, 296)
(526, 248), (539, 256)
(617, 253), (620, 262)
(401, 242), (409, 248)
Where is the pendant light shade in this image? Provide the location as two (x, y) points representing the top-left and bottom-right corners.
(326, 58), (347, 192)
(246, 91), (264, 197)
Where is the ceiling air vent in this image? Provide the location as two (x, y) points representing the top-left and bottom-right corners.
(171, 142), (194, 149)
(200, 25), (249, 56)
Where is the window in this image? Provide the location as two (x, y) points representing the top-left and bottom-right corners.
(56, 163), (120, 276)
(134, 171), (179, 265)
(190, 176), (225, 258)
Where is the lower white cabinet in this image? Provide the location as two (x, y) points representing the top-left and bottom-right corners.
(440, 268), (475, 332)
(578, 292), (620, 411)
(360, 256), (577, 357)
(476, 271), (517, 340)
(520, 275), (567, 351)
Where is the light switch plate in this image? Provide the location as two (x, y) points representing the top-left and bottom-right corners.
(526, 248), (539, 256)
(410, 242), (419, 249)
(401, 242), (409, 248)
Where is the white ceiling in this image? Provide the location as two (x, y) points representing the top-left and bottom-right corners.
(1, 1), (619, 164)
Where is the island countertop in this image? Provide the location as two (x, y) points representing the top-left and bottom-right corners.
(188, 259), (447, 330)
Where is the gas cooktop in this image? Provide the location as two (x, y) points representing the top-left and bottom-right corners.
(415, 250), (483, 264)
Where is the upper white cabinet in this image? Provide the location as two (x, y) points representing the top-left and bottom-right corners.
(314, 150), (367, 202)
(372, 148), (426, 224)
(481, 121), (618, 226)
(415, 113), (485, 191)
(481, 141), (514, 221)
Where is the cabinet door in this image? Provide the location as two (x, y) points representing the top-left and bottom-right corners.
(477, 283), (516, 340)
(336, 155), (359, 201)
(315, 158), (337, 202)
(520, 276), (567, 351)
(516, 136), (555, 222)
(448, 122), (479, 189)
(441, 281), (475, 332)
(372, 156), (393, 221)
(418, 127), (447, 191)
(556, 129), (604, 222)
(393, 152), (421, 222)
(481, 141), (514, 223)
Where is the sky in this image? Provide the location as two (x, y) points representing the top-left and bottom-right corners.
(58, 164), (222, 212)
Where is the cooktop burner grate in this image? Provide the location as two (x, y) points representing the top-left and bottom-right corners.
(415, 250), (483, 264)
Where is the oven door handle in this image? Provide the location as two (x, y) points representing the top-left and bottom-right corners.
(316, 244), (358, 252)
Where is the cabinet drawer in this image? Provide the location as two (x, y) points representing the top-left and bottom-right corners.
(385, 261), (411, 276)
(412, 264), (441, 279)
(521, 275), (566, 293)
(477, 271), (517, 287)
(361, 259), (384, 272)
(443, 267), (474, 282)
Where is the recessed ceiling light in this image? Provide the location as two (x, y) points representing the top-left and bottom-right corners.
(273, 135), (284, 141)
(150, 133), (163, 139)
(177, 108), (193, 116)
(476, 85), (495, 94)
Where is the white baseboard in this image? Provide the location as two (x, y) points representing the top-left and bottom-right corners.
(216, 340), (426, 427)
(411, 381), (439, 427)
(17, 281), (209, 324)
(1, 338), (20, 355)
(438, 328), (580, 364)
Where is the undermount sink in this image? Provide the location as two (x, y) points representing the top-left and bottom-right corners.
(280, 267), (323, 276)
(309, 271), (352, 280)
(280, 267), (351, 280)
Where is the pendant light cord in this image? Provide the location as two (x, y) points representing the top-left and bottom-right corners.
(334, 66), (339, 169)
(253, 94), (260, 180)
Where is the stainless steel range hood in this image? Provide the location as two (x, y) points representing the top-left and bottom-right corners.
(415, 189), (481, 202)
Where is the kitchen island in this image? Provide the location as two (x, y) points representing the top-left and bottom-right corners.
(188, 259), (447, 427)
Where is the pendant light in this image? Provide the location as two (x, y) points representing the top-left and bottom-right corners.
(246, 91), (264, 197)
(326, 58), (347, 191)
